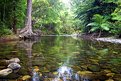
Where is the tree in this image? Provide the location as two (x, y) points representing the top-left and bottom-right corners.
(0, 0), (26, 36)
(74, 0), (118, 36)
(19, 0), (35, 38)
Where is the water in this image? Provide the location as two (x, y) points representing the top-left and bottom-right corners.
(0, 36), (121, 81)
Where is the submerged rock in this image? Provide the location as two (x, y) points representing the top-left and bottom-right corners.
(33, 66), (40, 72)
(105, 79), (114, 81)
(22, 75), (31, 80)
(106, 73), (115, 77)
(77, 71), (92, 76)
(0, 68), (12, 76)
(8, 63), (21, 70)
(77, 71), (93, 79)
(87, 65), (101, 72)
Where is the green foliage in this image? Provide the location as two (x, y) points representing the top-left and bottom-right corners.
(74, 0), (121, 37)
(104, 0), (117, 3)
(109, 1), (121, 35)
(0, 0), (26, 36)
(87, 14), (110, 32)
(32, 0), (78, 35)
(0, 29), (12, 36)
(0, 23), (12, 36)
(111, 8), (121, 21)
(1, 0), (121, 36)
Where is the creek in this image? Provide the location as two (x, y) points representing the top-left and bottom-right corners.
(0, 36), (121, 81)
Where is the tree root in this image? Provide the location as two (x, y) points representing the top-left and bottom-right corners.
(19, 29), (37, 39)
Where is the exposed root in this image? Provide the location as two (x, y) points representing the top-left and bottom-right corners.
(19, 29), (36, 39)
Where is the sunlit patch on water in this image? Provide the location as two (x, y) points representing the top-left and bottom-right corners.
(52, 66), (89, 81)
(58, 66), (72, 81)
(32, 71), (40, 81)
(31, 65), (90, 81)
(32, 66), (41, 81)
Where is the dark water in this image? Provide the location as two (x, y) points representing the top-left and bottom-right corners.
(0, 36), (121, 81)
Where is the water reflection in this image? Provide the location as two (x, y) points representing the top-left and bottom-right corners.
(55, 66), (73, 81)
(32, 71), (40, 81)
(53, 66), (90, 81)
(1, 36), (121, 80)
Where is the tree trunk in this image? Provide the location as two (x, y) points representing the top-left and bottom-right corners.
(19, 0), (35, 38)
(12, 4), (17, 34)
(12, 16), (17, 34)
(98, 30), (102, 38)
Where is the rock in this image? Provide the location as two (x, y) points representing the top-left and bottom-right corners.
(77, 71), (93, 79)
(103, 69), (112, 73)
(5, 58), (20, 63)
(22, 75), (31, 80)
(0, 68), (12, 76)
(71, 66), (82, 71)
(89, 59), (99, 64)
(34, 66), (40, 72)
(53, 72), (58, 75)
(105, 79), (114, 81)
(80, 65), (88, 70)
(77, 71), (92, 76)
(39, 73), (42, 77)
(87, 65), (101, 72)
(42, 67), (49, 72)
(8, 63), (21, 70)
(111, 68), (121, 74)
(106, 73), (115, 77)
(113, 74), (121, 81)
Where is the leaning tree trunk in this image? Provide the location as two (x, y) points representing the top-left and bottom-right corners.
(19, 0), (35, 38)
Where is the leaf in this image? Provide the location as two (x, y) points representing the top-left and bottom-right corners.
(90, 27), (99, 32)
(101, 23), (110, 31)
(92, 14), (103, 24)
(86, 22), (98, 27)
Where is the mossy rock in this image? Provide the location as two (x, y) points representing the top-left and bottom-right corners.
(105, 79), (114, 81)
(87, 65), (101, 72)
(71, 66), (82, 71)
(22, 75), (31, 80)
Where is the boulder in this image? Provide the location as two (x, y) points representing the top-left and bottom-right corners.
(5, 58), (20, 63)
(8, 63), (21, 70)
(87, 65), (101, 72)
(0, 68), (12, 76)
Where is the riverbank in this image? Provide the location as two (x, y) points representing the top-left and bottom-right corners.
(95, 37), (121, 44)
(0, 35), (19, 42)
(0, 34), (121, 44)
(78, 34), (121, 44)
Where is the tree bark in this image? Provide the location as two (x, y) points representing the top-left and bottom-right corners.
(12, 3), (17, 34)
(19, 0), (35, 38)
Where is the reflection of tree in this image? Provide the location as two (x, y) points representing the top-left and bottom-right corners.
(18, 38), (39, 75)
(19, 40), (37, 58)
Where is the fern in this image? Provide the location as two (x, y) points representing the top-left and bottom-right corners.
(87, 14), (110, 33)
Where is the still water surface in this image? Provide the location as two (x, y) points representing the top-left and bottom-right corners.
(0, 36), (121, 81)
